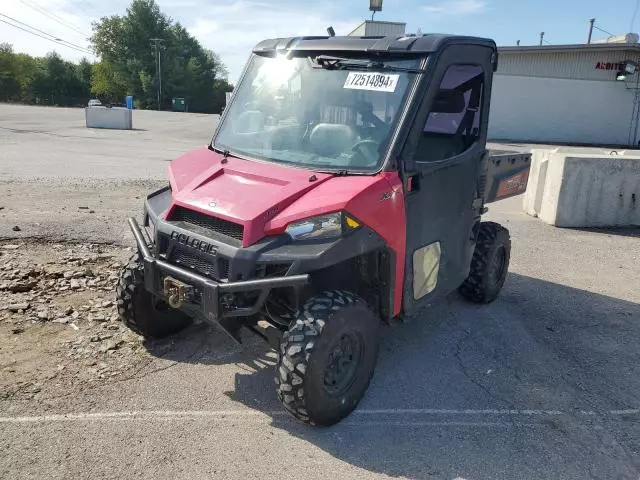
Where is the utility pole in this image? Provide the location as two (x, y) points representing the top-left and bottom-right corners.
(150, 38), (165, 110)
(587, 18), (595, 44)
(539, 32), (545, 46)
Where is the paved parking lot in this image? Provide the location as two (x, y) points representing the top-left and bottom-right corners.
(1, 104), (639, 479)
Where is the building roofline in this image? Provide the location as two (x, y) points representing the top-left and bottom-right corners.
(347, 22), (365, 36)
(498, 43), (640, 54)
(362, 20), (407, 25)
(347, 20), (407, 36)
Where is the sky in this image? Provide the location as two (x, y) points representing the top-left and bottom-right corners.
(1, 0), (639, 83)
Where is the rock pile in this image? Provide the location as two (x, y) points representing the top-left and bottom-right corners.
(1, 243), (124, 325)
(0, 242), (149, 400)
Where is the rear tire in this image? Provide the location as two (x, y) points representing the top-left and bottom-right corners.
(275, 290), (379, 426)
(459, 222), (511, 304)
(116, 252), (192, 338)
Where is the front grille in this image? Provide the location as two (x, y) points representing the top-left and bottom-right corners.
(170, 206), (244, 243)
(170, 247), (230, 280)
(256, 263), (292, 278)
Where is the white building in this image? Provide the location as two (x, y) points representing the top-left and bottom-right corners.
(348, 20), (406, 37)
(490, 41), (640, 147)
(346, 22), (640, 146)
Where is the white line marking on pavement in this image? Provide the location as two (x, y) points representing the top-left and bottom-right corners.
(352, 409), (565, 415)
(0, 408), (637, 424)
(610, 409), (640, 415)
(342, 421), (535, 427)
(0, 410), (284, 423)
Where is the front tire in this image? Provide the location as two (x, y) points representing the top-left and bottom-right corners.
(116, 252), (192, 338)
(459, 222), (511, 303)
(275, 290), (379, 426)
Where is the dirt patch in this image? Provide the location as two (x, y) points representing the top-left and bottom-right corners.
(0, 241), (152, 401)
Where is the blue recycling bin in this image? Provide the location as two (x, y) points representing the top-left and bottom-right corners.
(125, 95), (134, 109)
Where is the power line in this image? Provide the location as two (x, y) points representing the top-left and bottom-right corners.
(20, 0), (89, 36)
(0, 13), (92, 53)
(593, 24), (615, 37)
(0, 18), (92, 55)
(631, 0), (640, 33)
(18, 0), (89, 37)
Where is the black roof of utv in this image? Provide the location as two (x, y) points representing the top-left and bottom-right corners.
(253, 34), (496, 57)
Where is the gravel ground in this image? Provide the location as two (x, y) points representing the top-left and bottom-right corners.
(0, 104), (639, 480)
(0, 242), (151, 401)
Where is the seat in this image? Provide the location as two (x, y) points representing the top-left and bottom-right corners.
(234, 110), (265, 134)
(418, 134), (465, 161)
(309, 123), (355, 157)
(268, 125), (302, 151)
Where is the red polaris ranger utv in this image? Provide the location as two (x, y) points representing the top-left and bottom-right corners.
(117, 34), (531, 426)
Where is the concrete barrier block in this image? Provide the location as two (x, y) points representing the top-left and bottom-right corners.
(85, 107), (132, 130)
(555, 156), (640, 227)
(523, 148), (556, 217)
(537, 153), (568, 225)
(523, 149), (640, 227)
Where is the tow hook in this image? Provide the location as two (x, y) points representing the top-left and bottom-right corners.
(163, 277), (191, 308)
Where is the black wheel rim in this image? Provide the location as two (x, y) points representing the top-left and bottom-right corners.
(488, 246), (507, 286)
(323, 331), (363, 396)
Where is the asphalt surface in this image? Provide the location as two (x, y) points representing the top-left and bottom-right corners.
(0, 104), (214, 243)
(1, 104), (639, 480)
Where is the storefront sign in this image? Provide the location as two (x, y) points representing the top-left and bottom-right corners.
(595, 62), (625, 71)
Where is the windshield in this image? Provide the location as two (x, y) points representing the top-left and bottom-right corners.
(213, 54), (421, 172)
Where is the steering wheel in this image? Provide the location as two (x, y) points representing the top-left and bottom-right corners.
(351, 140), (380, 166)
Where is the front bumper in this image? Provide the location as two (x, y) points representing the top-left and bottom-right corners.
(136, 186), (390, 331)
(128, 217), (309, 332)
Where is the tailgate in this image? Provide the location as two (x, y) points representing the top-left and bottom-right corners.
(483, 151), (531, 204)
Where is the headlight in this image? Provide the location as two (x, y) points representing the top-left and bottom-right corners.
(285, 212), (360, 241)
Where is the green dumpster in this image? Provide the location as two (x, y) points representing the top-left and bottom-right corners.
(172, 97), (186, 112)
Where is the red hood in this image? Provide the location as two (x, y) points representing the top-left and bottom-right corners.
(167, 148), (333, 246)
(166, 147), (407, 317)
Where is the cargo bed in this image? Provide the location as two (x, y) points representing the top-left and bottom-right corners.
(483, 150), (531, 203)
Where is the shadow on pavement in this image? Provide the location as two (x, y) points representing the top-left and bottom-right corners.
(570, 226), (640, 238)
(145, 273), (640, 480)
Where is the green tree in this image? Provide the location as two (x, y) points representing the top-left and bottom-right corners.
(76, 59), (93, 92)
(1, 0), (231, 111)
(1, 46), (92, 106)
(0, 43), (21, 101)
(211, 78), (234, 114)
(13, 53), (43, 103)
(26, 52), (87, 105)
(91, 60), (127, 102)
(91, 0), (231, 113)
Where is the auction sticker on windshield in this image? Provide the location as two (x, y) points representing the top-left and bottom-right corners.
(344, 72), (400, 92)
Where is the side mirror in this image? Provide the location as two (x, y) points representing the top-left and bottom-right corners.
(402, 155), (417, 175)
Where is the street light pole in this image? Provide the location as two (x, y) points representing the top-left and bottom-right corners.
(587, 18), (595, 44)
(150, 38), (165, 110)
(159, 46), (162, 109)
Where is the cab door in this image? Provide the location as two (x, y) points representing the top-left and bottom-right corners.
(400, 44), (495, 316)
